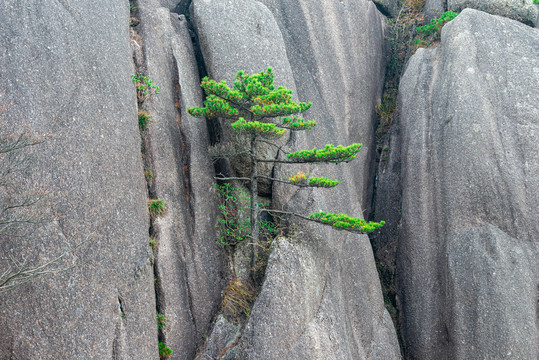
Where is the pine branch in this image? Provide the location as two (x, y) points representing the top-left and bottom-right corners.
(260, 209), (384, 234)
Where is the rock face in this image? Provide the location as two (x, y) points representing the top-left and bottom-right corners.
(193, 0), (400, 358)
(136, 2), (228, 358)
(0, 1), (157, 359)
(448, 0), (539, 27)
(424, 0), (445, 18)
(396, 9), (539, 358)
(192, 0), (296, 196)
(372, 0), (401, 17)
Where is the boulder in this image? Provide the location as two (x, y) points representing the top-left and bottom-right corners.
(0, 1), (157, 359)
(373, 0), (402, 17)
(424, 0), (445, 19)
(397, 9), (539, 358)
(192, 0), (296, 195)
(193, 0), (400, 358)
(136, 3), (228, 358)
(448, 0), (539, 27)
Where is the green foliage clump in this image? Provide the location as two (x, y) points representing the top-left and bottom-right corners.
(138, 110), (151, 130)
(132, 72), (160, 100)
(286, 144), (362, 163)
(309, 212), (385, 233)
(157, 312), (167, 329)
(377, 93), (397, 130)
(416, 11), (458, 37)
(281, 116), (317, 130)
(215, 183), (251, 246)
(309, 177), (340, 188)
(215, 183), (277, 246)
(158, 342), (172, 359)
(534, 0), (538, 4)
(231, 118), (286, 137)
(189, 68), (384, 241)
(188, 68), (312, 137)
(287, 172), (340, 188)
(148, 199), (166, 218)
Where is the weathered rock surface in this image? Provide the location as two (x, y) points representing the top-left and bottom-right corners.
(424, 0), (445, 18)
(0, 1), (157, 359)
(261, 0), (386, 214)
(137, 3), (227, 358)
(193, 0), (400, 358)
(397, 9), (539, 358)
(192, 0), (296, 196)
(448, 0), (539, 27)
(372, 0), (401, 17)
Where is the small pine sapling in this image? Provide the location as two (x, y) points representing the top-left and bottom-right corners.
(188, 68), (384, 242)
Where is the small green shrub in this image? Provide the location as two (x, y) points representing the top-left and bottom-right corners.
(129, 4), (137, 11)
(149, 237), (157, 249)
(158, 342), (172, 359)
(157, 312), (167, 329)
(138, 110), (151, 130)
(377, 93), (396, 130)
(132, 72), (160, 101)
(416, 11), (458, 37)
(534, 0), (539, 4)
(144, 168), (153, 180)
(148, 199), (166, 218)
(215, 183), (278, 246)
(215, 184), (251, 246)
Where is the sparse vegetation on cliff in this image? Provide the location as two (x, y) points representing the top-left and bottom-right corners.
(0, 132), (86, 293)
(188, 67), (384, 244)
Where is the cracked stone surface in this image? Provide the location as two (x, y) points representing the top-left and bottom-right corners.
(397, 9), (539, 359)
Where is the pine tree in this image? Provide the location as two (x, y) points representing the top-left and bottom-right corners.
(188, 68), (384, 242)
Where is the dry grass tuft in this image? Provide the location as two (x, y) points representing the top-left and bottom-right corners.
(222, 278), (256, 321)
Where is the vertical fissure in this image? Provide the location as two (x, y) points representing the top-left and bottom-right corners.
(128, 0), (164, 353)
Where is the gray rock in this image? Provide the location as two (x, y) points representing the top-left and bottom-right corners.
(192, 0), (295, 195)
(397, 9), (539, 358)
(424, 0), (445, 19)
(235, 235), (401, 360)
(372, 0), (402, 17)
(0, 1), (157, 359)
(196, 315), (241, 360)
(137, 3), (228, 359)
(173, 1), (191, 15)
(193, 0), (399, 358)
(372, 117), (402, 266)
(260, 0), (386, 214)
(448, 0), (539, 27)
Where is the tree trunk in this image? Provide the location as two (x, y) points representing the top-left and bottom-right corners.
(249, 133), (259, 242)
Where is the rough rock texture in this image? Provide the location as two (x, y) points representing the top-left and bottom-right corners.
(424, 0), (445, 19)
(196, 315), (241, 360)
(192, 0), (296, 195)
(397, 9), (539, 359)
(260, 0), (386, 214)
(372, 118), (402, 266)
(0, 1), (157, 359)
(193, 0), (400, 358)
(448, 0), (539, 27)
(137, 3), (228, 359)
(373, 0), (401, 17)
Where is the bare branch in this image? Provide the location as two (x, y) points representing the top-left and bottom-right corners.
(214, 176), (251, 181)
(0, 236), (91, 293)
(255, 138), (291, 154)
(255, 157), (350, 164)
